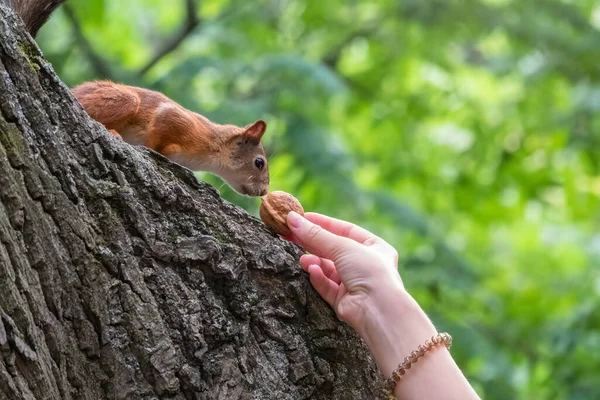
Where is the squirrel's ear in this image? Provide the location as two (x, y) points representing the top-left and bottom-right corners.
(244, 120), (267, 143)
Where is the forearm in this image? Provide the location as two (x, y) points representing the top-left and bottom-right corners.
(358, 288), (480, 400)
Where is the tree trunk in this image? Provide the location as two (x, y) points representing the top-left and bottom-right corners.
(0, 4), (383, 400)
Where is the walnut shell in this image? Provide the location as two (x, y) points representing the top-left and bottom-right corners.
(260, 191), (304, 236)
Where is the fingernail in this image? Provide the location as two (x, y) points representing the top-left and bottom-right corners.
(287, 211), (303, 229)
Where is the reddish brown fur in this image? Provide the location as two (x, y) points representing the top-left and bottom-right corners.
(72, 82), (141, 131)
(72, 81), (270, 196)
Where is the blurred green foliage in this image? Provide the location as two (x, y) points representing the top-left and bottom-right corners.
(37, 0), (600, 398)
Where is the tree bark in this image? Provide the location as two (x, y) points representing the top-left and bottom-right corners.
(0, 4), (383, 400)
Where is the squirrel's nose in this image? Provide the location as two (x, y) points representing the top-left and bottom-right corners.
(260, 188), (268, 196)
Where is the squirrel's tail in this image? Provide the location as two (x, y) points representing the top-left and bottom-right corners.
(7, 0), (65, 37)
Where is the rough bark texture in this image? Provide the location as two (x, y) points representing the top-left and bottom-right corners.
(0, 4), (384, 400)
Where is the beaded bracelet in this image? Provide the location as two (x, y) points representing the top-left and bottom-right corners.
(382, 332), (453, 399)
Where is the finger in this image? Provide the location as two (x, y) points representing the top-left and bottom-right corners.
(299, 254), (325, 273)
(304, 212), (380, 245)
(361, 236), (399, 264)
(320, 258), (341, 284)
(300, 254), (319, 270)
(304, 213), (398, 263)
(307, 264), (339, 308)
(287, 211), (360, 261)
(300, 255), (341, 284)
(304, 213), (399, 265)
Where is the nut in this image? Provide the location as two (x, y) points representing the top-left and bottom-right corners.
(260, 191), (304, 236)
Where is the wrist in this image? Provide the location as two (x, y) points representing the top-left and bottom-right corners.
(357, 287), (437, 377)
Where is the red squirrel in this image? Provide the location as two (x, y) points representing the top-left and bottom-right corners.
(72, 82), (270, 196)
(11, 0), (270, 197)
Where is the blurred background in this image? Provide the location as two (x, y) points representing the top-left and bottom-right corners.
(37, 0), (600, 398)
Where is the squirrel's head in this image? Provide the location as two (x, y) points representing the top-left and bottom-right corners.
(221, 120), (270, 197)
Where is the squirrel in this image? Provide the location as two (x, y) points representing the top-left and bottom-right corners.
(71, 82), (270, 196)
(9, 0), (270, 197)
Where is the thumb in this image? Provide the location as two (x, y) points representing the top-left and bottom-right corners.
(287, 211), (357, 261)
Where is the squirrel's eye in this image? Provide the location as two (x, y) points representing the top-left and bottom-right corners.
(254, 157), (265, 170)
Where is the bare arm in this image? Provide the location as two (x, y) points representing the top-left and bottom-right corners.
(360, 288), (479, 399)
(285, 212), (480, 400)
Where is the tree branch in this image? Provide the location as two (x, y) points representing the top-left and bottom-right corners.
(62, 4), (114, 79)
(138, 0), (200, 77)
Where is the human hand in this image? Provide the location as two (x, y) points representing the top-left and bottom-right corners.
(285, 212), (480, 400)
(285, 211), (404, 335)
